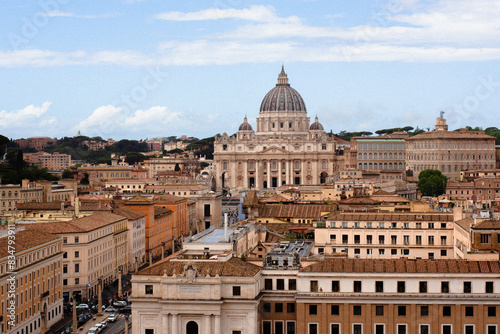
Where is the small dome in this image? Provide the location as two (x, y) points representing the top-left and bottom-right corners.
(260, 66), (306, 113)
(310, 116), (324, 130)
(238, 116), (253, 131)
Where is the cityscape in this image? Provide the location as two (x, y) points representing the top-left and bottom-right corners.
(1, 1), (500, 334)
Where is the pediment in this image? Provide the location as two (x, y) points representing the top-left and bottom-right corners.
(259, 146), (288, 154)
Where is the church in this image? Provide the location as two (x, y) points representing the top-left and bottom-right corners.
(214, 67), (339, 193)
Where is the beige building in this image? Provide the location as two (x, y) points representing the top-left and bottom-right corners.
(24, 212), (128, 301)
(406, 114), (496, 181)
(0, 180), (44, 214)
(214, 67), (340, 193)
(113, 207), (146, 272)
(314, 212), (455, 259)
(0, 226), (63, 334)
(38, 152), (71, 171)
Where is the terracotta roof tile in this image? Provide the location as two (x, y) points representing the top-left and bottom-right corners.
(259, 204), (336, 218)
(300, 259), (500, 274)
(25, 212), (126, 234)
(473, 220), (500, 230)
(136, 256), (261, 277)
(112, 207), (146, 220)
(0, 229), (60, 258)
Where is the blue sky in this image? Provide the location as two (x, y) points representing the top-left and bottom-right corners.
(1, 0), (499, 140)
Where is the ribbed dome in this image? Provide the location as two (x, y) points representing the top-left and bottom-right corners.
(260, 66), (306, 113)
(310, 116), (324, 130)
(238, 116), (253, 131)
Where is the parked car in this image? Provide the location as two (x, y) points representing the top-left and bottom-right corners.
(113, 300), (127, 307)
(99, 321), (107, 329)
(87, 327), (99, 334)
(94, 323), (104, 332)
(105, 306), (116, 312)
(107, 314), (117, 323)
(76, 303), (89, 310)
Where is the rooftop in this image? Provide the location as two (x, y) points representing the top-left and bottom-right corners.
(0, 229), (60, 258)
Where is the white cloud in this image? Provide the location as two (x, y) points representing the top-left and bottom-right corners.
(124, 106), (182, 127)
(44, 11), (118, 19)
(0, 102), (59, 137)
(153, 5), (295, 23)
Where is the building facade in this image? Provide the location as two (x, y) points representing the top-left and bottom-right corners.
(214, 67), (339, 193)
(406, 115), (496, 181)
(0, 227), (64, 334)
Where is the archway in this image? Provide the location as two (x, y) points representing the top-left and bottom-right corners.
(320, 172), (328, 184)
(186, 321), (199, 334)
(221, 172), (227, 190)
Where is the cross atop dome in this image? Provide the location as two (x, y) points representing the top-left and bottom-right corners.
(277, 65), (289, 86)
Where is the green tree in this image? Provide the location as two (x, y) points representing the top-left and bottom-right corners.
(417, 169), (447, 197)
(174, 163), (181, 171)
(80, 172), (90, 185)
(62, 169), (74, 179)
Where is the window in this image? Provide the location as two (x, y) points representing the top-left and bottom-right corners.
(342, 235), (348, 244)
(465, 306), (474, 317)
(74, 264), (79, 273)
(487, 326), (497, 334)
(287, 322), (296, 334)
(331, 324), (340, 334)
(63, 237), (67, 244)
(331, 305), (339, 315)
(488, 306), (496, 317)
(289, 279), (296, 290)
(263, 321), (271, 334)
(263, 303), (271, 313)
(354, 281), (362, 292)
(277, 279), (285, 290)
(309, 305), (317, 315)
(428, 252), (434, 259)
(420, 305), (429, 317)
(145, 330), (154, 334)
(428, 236), (434, 245)
(310, 280), (318, 292)
(74, 251), (79, 258)
(420, 325), (429, 334)
(481, 234), (492, 243)
(353, 324), (362, 334)
(379, 235), (385, 244)
(486, 281), (494, 293)
(391, 249), (397, 255)
(275, 303), (283, 313)
(75, 278), (79, 284)
(416, 235), (422, 245)
(265, 279), (273, 290)
(441, 282), (449, 293)
(443, 306), (451, 317)
(398, 324), (407, 334)
(375, 305), (384, 316)
(442, 325), (452, 334)
(353, 305), (362, 316)
(287, 303), (295, 313)
(463, 281), (471, 293)
(145, 285), (153, 294)
(441, 249), (447, 257)
(397, 281), (405, 293)
(309, 323), (318, 334)
(379, 249), (385, 255)
(375, 324), (384, 334)
(375, 281), (384, 292)
(63, 265), (67, 274)
(74, 236), (79, 243)
(398, 305), (406, 316)
(232, 286), (241, 296)
(332, 280), (340, 292)
(366, 235), (372, 244)
(464, 325), (474, 334)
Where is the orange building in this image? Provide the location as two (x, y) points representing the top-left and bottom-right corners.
(124, 197), (174, 262)
(153, 194), (188, 240)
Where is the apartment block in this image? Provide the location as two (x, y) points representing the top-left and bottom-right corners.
(314, 212), (454, 259)
(0, 227), (63, 334)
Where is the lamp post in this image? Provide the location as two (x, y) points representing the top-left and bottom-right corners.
(118, 267), (122, 298)
(97, 277), (103, 316)
(72, 292), (78, 334)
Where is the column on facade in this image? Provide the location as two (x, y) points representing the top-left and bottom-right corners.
(162, 314), (169, 334)
(214, 314), (221, 333)
(256, 160), (261, 191)
(204, 315), (211, 334)
(171, 314), (178, 334)
(267, 160), (271, 188)
(243, 160), (248, 190)
(300, 160), (304, 185)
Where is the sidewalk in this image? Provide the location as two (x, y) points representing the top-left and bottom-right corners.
(77, 312), (111, 333)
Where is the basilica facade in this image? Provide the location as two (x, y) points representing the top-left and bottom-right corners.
(214, 67), (339, 193)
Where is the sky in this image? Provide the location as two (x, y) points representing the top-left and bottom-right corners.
(1, 0), (499, 141)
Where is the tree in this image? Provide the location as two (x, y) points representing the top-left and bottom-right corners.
(80, 172), (90, 185)
(62, 169), (74, 179)
(174, 163), (181, 171)
(417, 169), (447, 197)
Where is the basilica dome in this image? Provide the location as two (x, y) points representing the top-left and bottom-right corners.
(309, 116), (324, 131)
(259, 66), (307, 113)
(238, 116), (253, 131)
